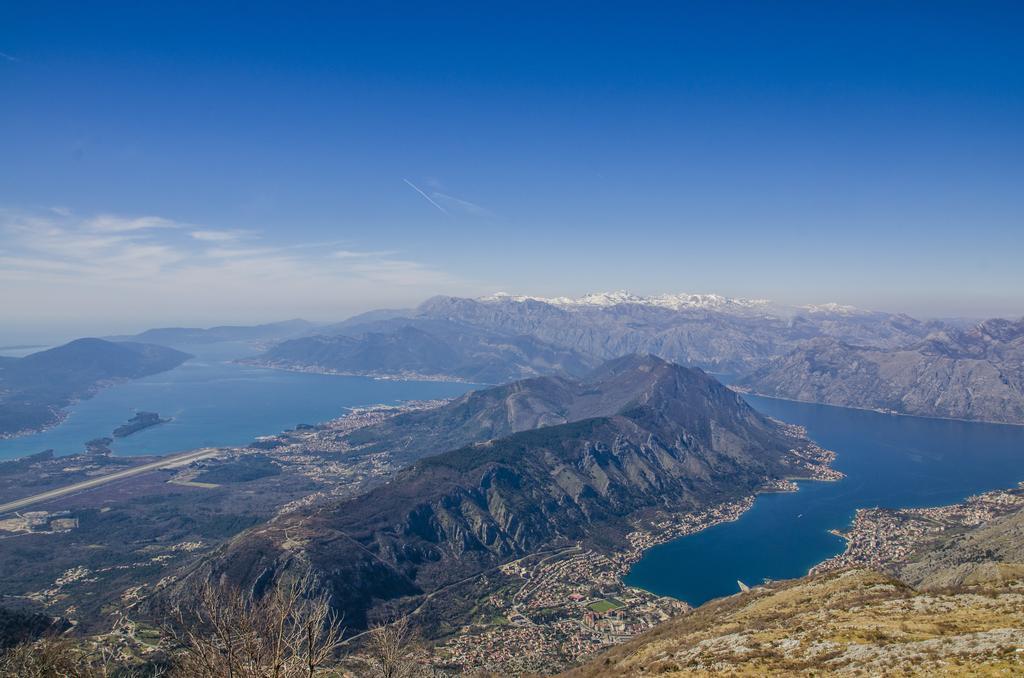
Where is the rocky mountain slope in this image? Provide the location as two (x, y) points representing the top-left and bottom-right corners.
(0, 339), (191, 435)
(896, 501), (1024, 590)
(340, 354), (742, 466)
(738, 318), (1024, 424)
(174, 356), (825, 631)
(249, 318), (598, 383)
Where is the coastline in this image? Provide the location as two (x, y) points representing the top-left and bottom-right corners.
(236, 359), (482, 385)
(732, 387), (1024, 428)
(430, 432), (844, 674)
(0, 376), (141, 442)
(810, 481), (1024, 576)
(0, 408), (69, 441)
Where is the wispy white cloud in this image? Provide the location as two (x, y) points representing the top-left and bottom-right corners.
(190, 229), (248, 242)
(0, 208), (475, 329)
(85, 214), (181, 232)
(0, 51), (20, 63)
(332, 249), (398, 259)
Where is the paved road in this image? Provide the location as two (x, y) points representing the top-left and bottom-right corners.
(0, 448), (220, 515)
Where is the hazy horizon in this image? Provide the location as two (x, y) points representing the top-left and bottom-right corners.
(1, 287), (1017, 349)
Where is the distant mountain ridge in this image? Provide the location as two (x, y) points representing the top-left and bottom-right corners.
(738, 317), (1024, 424)
(414, 293), (941, 373)
(249, 317), (599, 383)
(109, 319), (318, 346)
(239, 292), (943, 383)
(480, 290), (879, 318)
(177, 356), (828, 631)
(0, 339), (191, 436)
(480, 291), (779, 315)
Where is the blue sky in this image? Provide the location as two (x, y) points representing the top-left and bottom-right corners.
(2, 2), (1022, 338)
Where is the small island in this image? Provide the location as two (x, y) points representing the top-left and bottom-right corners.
(112, 411), (170, 438)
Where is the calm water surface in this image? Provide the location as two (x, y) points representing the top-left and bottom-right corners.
(0, 342), (476, 460)
(625, 395), (1024, 606)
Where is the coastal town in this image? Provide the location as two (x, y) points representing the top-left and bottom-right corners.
(429, 491), (824, 675)
(170, 399), (453, 513)
(425, 431), (844, 675)
(813, 481), (1024, 575)
(239, 358), (475, 383)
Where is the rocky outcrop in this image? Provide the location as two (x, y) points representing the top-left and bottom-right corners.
(897, 504), (1024, 590)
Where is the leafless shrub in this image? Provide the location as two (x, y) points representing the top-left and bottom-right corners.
(0, 634), (170, 678)
(167, 573), (345, 678)
(361, 616), (418, 678)
(0, 636), (97, 678)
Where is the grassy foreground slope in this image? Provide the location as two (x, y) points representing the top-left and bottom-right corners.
(562, 567), (1024, 676)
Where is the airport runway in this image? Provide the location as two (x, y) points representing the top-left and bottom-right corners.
(0, 448), (220, 515)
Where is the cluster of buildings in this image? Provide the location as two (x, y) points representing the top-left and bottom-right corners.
(813, 482), (1024, 574)
(181, 400), (452, 512)
(433, 543), (686, 675)
(0, 509), (78, 534)
(432, 489), (835, 674)
(433, 500), (774, 675)
(622, 497), (755, 559)
(788, 442), (845, 481)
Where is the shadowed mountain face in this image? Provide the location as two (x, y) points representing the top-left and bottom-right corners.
(0, 605), (59, 651)
(251, 318), (599, 383)
(183, 356), (820, 630)
(738, 318), (1024, 424)
(0, 339), (191, 435)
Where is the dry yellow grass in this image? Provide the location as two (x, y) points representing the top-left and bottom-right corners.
(561, 568), (1024, 676)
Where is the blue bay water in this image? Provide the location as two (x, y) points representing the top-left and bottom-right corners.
(0, 342), (476, 461)
(625, 395), (1024, 606)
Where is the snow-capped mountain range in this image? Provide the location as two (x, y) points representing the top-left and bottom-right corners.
(479, 291), (871, 317)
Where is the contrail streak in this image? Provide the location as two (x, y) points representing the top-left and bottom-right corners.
(403, 178), (449, 215)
